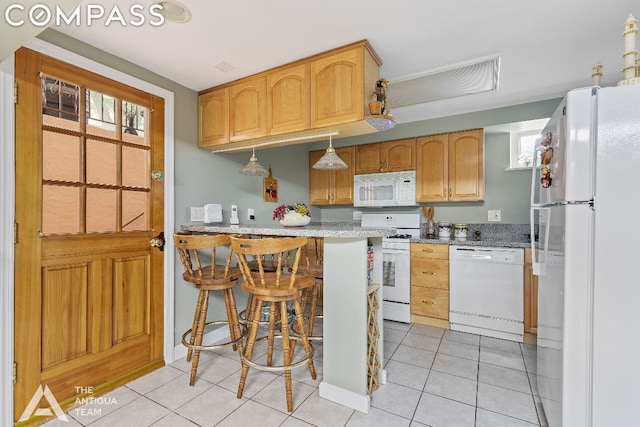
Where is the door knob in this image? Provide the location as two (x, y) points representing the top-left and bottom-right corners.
(150, 231), (165, 251)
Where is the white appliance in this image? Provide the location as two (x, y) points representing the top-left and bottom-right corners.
(353, 171), (417, 207)
(449, 246), (524, 342)
(530, 85), (640, 427)
(361, 212), (421, 323)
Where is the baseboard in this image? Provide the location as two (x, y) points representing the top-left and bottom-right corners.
(411, 315), (450, 329)
(173, 327), (231, 361)
(319, 381), (370, 414)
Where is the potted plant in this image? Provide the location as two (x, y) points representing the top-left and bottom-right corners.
(273, 203), (311, 226)
(369, 77), (388, 115)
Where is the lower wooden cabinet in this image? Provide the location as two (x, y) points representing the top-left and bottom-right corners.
(524, 248), (538, 334)
(410, 243), (449, 320)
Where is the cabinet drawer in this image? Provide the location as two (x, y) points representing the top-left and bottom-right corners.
(411, 243), (449, 260)
(411, 258), (449, 289)
(411, 287), (449, 320)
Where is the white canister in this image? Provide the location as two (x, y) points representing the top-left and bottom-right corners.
(454, 223), (468, 239)
(438, 221), (451, 238)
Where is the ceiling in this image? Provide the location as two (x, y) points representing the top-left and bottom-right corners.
(14, 0), (640, 123)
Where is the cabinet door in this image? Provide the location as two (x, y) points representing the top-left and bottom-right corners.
(230, 76), (267, 141)
(411, 258), (449, 290)
(416, 134), (448, 201)
(332, 146), (355, 204)
(309, 150), (331, 205)
(311, 48), (363, 128)
(267, 63), (310, 135)
(355, 143), (383, 174)
(385, 139), (416, 172)
(524, 248), (538, 334)
(411, 287), (449, 320)
(449, 129), (485, 201)
(198, 87), (229, 147)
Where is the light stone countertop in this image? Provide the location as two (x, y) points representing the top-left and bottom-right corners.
(180, 222), (395, 238)
(411, 237), (536, 249)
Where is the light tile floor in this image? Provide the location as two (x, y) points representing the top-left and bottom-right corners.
(43, 321), (548, 427)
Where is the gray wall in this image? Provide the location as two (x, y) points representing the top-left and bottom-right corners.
(35, 29), (560, 347)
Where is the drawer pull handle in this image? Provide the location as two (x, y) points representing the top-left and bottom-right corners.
(422, 249), (435, 253)
(422, 271), (436, 275)
(422, 300), (436, 305)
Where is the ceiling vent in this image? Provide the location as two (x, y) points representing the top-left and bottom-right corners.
(386, 55), (501, 109)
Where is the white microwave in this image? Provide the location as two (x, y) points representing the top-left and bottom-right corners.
(353, 170), (417, 207)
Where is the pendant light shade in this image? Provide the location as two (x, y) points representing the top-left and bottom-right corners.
(312, 135), (348, 170)
(240, 147), (269, 176)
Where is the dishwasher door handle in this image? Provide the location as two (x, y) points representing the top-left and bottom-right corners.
(470, 254), (493, 260)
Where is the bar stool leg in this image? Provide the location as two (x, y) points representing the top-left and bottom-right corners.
(190, 289), (210, 386)
(267, 302), (277, 366)
(238, 298), (263, 399)
(279, 300), (294, 412)
(293, 298), (317, 380)
(223, 288), (240, 352)
(187, 289), (207, 363)
(307, 281), (319, 337)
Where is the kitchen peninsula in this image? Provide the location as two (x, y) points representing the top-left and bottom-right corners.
(181, 222), (394, 413)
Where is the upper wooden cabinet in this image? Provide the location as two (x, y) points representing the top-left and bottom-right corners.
(309, 147), (355, 205)
(267, 63), (310, 135)
(355, 138), (416, 174)
(198, 40), (382, 150)
(229, 76), (267, 142)
(416, 129), (484, 202)
(198, 87), (229, 147)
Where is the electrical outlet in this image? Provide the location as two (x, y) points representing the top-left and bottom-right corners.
(247, 208), (255, 221)
(488, 210), (502, 222)
(353, 210), (363, 221)
(190, 207), (204, 221)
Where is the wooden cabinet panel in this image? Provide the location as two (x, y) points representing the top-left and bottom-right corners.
(411, 242), (449, 260)
(355, 139), (416, 174)
(417, 130), (484, 202)
(524, 248), (538, 334)
(230, 76), (267, 141)
(416, 134), (448, 201)
(311, 48), (363, 128)
(198, 87), (229, 147)
(449, 129), (485, 201)
(411, 287), (449, 320)
(411, 258), (449, 289)
(267, 63), (310, 135)
(309, 146), (354, 205)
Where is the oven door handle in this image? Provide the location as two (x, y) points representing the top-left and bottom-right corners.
(382, 249), (410, 255)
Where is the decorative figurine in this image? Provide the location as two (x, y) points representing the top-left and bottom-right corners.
(618, 14), (640, 86)
(592, 62), (603, 86)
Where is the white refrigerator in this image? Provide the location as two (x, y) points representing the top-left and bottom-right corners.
(530, 85), (640, 427)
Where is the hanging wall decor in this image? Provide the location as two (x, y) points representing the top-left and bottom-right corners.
(263, 166), (278, 202)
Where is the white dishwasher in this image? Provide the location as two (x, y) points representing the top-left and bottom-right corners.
(449, 246), (524, 342)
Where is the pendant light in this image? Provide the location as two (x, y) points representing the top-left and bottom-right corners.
(312, 135), (348, 170)
(240, 147), (269, 176)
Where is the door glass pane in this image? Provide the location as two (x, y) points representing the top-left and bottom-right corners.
(41, 75), (80, 131)
(122, 101), (147, 145)
(86, 188), (117, 233)
(42, 131), (81, 182)
(42, 185), (80, 235)
(86, 89), (116, 138)
(122, 146), (149, 188)
(122, 190), (148, 231)
(86, 139), (117, 185)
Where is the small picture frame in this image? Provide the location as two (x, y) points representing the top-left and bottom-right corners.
(263, 167), (278, 202)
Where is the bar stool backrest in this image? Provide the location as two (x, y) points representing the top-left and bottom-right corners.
(231, 236), (307, 291)
(174, 233), (235, 281)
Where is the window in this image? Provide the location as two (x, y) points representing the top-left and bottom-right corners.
(506, 119), (548, 170)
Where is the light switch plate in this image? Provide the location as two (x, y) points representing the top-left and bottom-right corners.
(190, 207), (204, 221)
(488, 210), (501, 222)
(247, 208), (255, 221)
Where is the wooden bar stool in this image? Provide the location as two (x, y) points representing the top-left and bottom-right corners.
(174, 233), (247, 386)
(290, 237), (323, 340)
(231, 236), (317, 412)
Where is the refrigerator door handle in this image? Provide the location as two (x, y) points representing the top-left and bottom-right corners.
(530, 206), (549, 276)
(530, 145), (544, 207)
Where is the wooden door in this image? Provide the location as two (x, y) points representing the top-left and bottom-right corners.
(310, 48), (363, 128)
(309, 150), (331, 205)
(355, 143), (383, 174)
(416, 134), (449, 201)
(230, 75), (267, 141)
(384, 139), (416, 172)
(332, 147), (355, 204)
(448, 129), (485, 201)
(14, 48), (165, 423)
(267, 63), (310, 135)
(198, 87), (229, 147)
